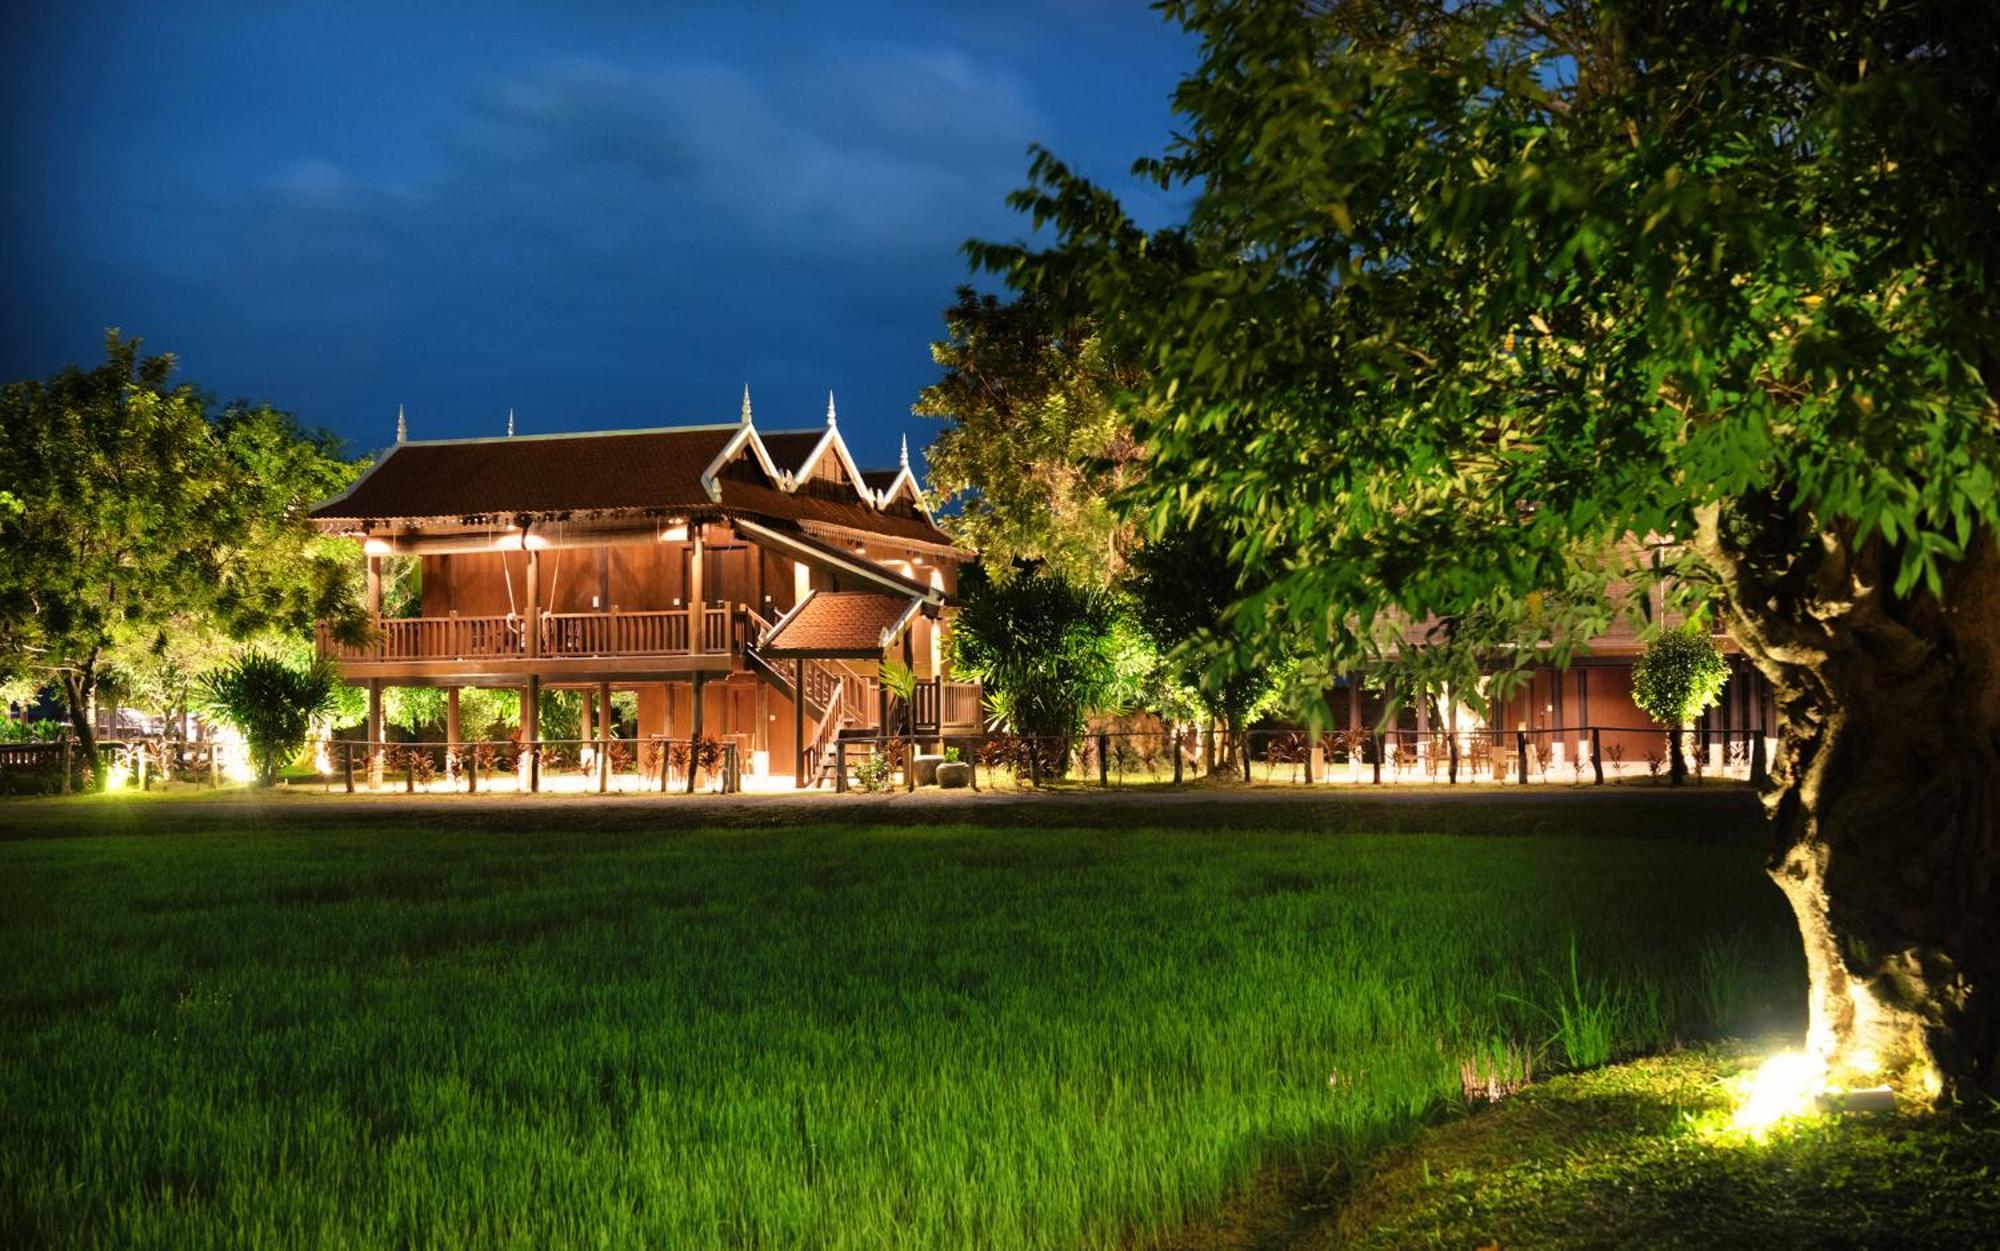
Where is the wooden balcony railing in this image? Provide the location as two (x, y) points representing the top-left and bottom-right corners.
(318, 607), (733, 663)
(941, 680), (983, 728)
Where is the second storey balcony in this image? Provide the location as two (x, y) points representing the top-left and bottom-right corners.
(316, 605), (741, 681)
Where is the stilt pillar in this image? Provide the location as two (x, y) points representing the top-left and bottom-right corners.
(522, 676), (541, 792)
(366, 678), (384, 790)
(689, 673), (705, 793)
(597, 680), (612, 792)
(794, 659), (807, 788)
(445, 686), (462, 784)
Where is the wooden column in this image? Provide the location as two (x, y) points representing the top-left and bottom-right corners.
(902, 628), (918, 743)
(597, 680), (612, 793)
(445, 687), (462, 783)
(522, 676), (540, 792)
(688, 526), (705, 654)
(366, 678), (384, 789)
(794, 659), (807, 788)
(525, 548), (541, 658)
(688, 674), (705, 793)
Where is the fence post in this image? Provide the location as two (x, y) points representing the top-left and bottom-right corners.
(1750, 731), (1768, 786)
(1098, 733), (1110, 787)
(468, 748), (478, 794)
(530, 744), (541, 794)
(405, 752), (415, 793)
(1516, 731), (1530, 784)
(657, 742), (670, 793)
(1242, 734), (1253, 783)
(1371, 734), (1382, 785)
(1028, 741), (1041, 788)
(1304, 734), (1316, 786)
(1590, 727), (1604, 785)
(1173, 733), (1184, 786)
(344, 743), (355, 793)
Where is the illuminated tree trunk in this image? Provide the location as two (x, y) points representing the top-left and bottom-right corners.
(1698, 506), (2000, 1100)
(59, 652), (101, 793)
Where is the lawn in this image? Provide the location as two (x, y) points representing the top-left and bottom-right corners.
(0, 803), (1801, 1249)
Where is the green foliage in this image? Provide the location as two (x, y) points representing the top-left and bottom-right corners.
(1331, 1047), (2000, 1249)
(383, 686), (507, 738)
(878, 659), (917, 703)
(1127, 526), (1297, 729)
(1632, 628), (1730, 727)
(914, 288), (1146, 586)
(976, 1), (2000, 686)
(196, 652), (339, 785)
(948, 565), (1150, 756)
(851, 750), (895, 793)
(0, 333), (366, 771)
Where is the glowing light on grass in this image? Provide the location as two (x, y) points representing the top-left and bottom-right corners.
(1731, 1051), (1825, 1132)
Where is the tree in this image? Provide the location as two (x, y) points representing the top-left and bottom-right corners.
(197, 653), (338, 786)
(0, 334), (365, 785)
(1127, 525), (1295, 769)
(982, 3), (2000, 1097)
(915, 288), (1147, 586)
(948, 564), (1149, 774)
(1631, 627), (1730, 785)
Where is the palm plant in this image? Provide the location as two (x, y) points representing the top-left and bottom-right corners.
(196, 653), (338, 786)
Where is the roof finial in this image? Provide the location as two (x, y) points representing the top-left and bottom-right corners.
(506, 407), (515, 437)
(396, 404), (407, 443)
(741, 384), (753, 425)
(826, 390), (838, 428)
(899, 434), (909, 469)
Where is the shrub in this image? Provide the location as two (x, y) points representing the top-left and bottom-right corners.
(1631, 627), (1729, 785)
(196, 654), (338, 786)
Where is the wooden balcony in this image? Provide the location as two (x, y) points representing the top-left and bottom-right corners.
(316, 607), (738, 681)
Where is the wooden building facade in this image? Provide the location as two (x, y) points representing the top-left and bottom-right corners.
(311, 402), (980, 787)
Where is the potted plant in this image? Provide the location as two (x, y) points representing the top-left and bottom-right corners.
(936, 745), (972, 789)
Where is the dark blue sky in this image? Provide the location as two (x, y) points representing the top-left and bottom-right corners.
(3, 1), (1191, 468)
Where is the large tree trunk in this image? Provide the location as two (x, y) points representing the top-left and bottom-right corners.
(1697, 504), (2000, 1101)
(60, 655), (101, 792)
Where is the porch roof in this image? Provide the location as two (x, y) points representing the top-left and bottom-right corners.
(758, 591), (922, 659)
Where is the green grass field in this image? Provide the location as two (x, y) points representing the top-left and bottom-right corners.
(0, 807), (1800, 1249)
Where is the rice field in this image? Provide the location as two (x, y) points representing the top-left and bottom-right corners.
(0, 811), (1800, 1249)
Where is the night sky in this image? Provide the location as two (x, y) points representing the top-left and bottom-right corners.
(3, 1), (1191, 468)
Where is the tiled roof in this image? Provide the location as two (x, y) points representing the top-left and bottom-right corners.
(758, 430), (827, 475)
(310, 423), (956, 548)
(717, 478), (951, 547)
(761, 591), (918, 657)
(313, 428), (735, 521)
(859, 468), (900, 492)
